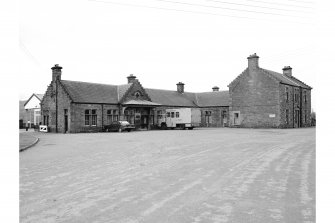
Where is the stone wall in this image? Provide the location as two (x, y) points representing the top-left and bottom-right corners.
(41, 81), (72, 133)
(229, 68), (281, 128)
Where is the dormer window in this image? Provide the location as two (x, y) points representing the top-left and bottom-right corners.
(135, 92), (140, 98)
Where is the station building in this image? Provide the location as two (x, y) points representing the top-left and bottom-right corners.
(40, 54), (312, 133)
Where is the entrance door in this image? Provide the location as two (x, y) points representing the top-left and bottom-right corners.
(222, 110), (227, 127)
(295, 110), (300, 128)
(64, 109), (68, 133)
(233, 112), (240, 125)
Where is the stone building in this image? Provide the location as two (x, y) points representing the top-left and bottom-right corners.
(228, 54), (312, 128)
(40, 65), (229, 133)
(40, 54), (312, 133)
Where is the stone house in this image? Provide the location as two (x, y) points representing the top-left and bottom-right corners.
(228, 54), (312, 128)
(40, 54), (312, 133)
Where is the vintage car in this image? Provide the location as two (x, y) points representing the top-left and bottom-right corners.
(104, 121), (135, 132)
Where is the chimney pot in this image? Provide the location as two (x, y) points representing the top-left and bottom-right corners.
(51, 64), (62, 81)
(176, 82), (185, 93)
(247, 53), (259, 70)
(282, 66), (292, 76)
(212, 86), (219, 92)
(127, 74), (137, 84)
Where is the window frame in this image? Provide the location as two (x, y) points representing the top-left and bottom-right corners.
(85, 109), (90, 126)
(285, 86), (289, 102)
(286, 109), (289, 125)
(91, 109), (97, 126)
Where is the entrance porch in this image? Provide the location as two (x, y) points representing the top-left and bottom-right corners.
(122, 100), (161, 130)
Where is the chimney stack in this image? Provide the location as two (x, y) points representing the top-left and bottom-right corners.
(282, 66), (292, 77)
(127, 74), (137, 84)
(212, 86), (219, 92)
(176, 82), (185, 93)
(247, 53), (259, 70)
(51, 64), (62, 81)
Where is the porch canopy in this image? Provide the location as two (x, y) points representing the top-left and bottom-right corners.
(122, 99), (161, 107)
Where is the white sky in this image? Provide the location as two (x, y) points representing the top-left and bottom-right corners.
(19, 0), (317, 109)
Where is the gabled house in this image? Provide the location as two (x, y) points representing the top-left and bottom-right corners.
(228, 53), (312, 128)
(22, 93), (44, 128)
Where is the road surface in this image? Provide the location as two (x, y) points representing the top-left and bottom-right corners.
(20, 128), (315, 223)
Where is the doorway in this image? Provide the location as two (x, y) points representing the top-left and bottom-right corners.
(64, 109), (68, 133)
(295, 110), (300, 128)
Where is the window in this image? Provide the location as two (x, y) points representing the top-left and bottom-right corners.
(294, 89), (299, 102)
(135, 92), (140, 98)
(113, 110), (118, 121)
(85, 110), (90, 126)
(205, 111), (212, 124)
(64, 109), (68, 115)
(176, 112), (179, 118)
(286, 109), (289, 124)
(91, 110), (97, 126)
(85, 109), (97, 126)
(167, 112), (170, 117)
(285, 87), (289, 102)
(157, 110), (163, 119)
(43, 115), (49, 126)
(107, 109), (112, 124)
(222, 110), (227, 117)
(171, 112), (175, 118)
(305, 110), (307, 123)
(304, 91), (307, 103)
(295, 110), (299, 124)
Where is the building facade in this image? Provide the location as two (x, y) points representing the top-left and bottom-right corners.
(228, 54), (312, 128)
(40, 54), (312, 133)
(20, 93), (44, 128)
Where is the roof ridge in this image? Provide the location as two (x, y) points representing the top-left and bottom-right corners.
(145, 87), (191, 93)
(196, 90), (229, 94)
(61, 79), (118, 87)
(260, 68), (299, 86)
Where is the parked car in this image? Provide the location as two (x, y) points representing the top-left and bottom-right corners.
(104, 121), (135, 132)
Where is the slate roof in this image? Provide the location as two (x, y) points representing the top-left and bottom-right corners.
(260, 68), (312, 89)
(59, 80), (229, 107)
(229, 67), (312, 90)
(145, 88), (229, 107)
(61, 80), (119, 104)
(118, 84), (132, 101)
(196, 91), (230, 107)
(145, 88), (197, 107)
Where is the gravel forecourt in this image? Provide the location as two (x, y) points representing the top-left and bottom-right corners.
(20, 128), (315, 223)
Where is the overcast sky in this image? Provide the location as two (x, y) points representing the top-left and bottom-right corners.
(19, 0), (317, 109)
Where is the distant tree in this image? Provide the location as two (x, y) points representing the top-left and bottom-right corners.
(311, 111), (316, 126)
